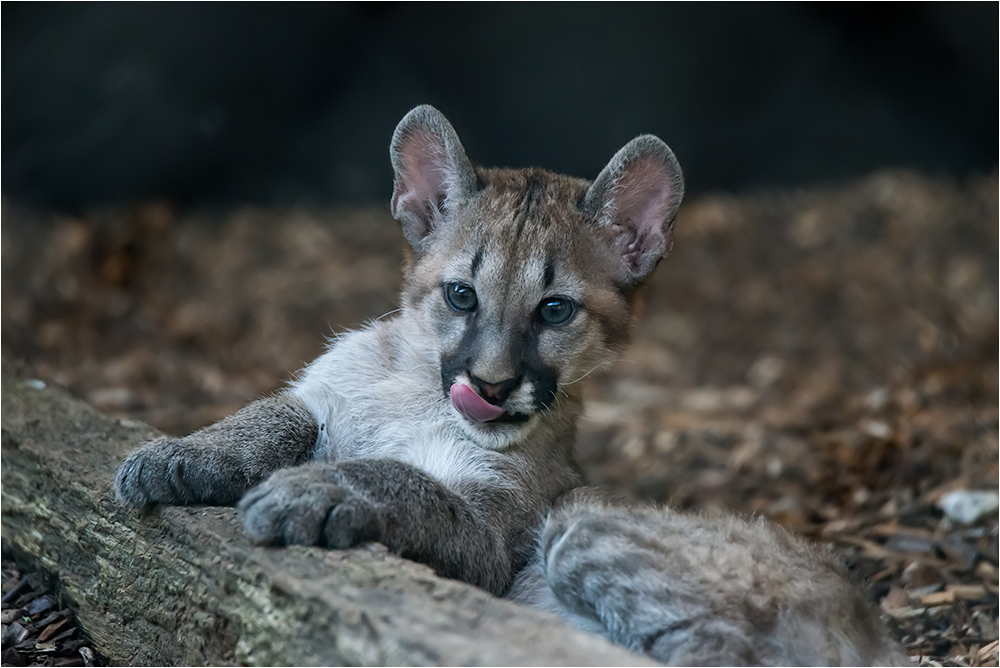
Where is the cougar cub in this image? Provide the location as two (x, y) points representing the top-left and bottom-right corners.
(115, 105), (905, 665)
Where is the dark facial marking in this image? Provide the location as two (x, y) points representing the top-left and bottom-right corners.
(543, 257), (556, 289)
(489, 412), (530, 424)
(521, 176), (545, 219)
(440, 313), (482, 398)
(439, 306), (562, 417)
(470, 246), (485, 278)
(524, 322), (559, 410)
(514, 175), (547, 239)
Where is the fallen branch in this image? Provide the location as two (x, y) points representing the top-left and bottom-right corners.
(0, 368), (647, 666)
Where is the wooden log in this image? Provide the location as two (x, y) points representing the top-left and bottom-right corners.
(0, 368), (649, 666)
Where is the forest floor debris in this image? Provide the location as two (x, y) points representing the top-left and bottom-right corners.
(0, 562), (105, 667)
(2, 169), (997, 666)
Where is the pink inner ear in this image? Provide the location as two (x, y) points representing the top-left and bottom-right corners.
(607, 158), (677, 276)
(404, 131), (449, 199)
(392, 128), (452, 239)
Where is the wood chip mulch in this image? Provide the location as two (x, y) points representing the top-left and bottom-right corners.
(1, 169), (997, 666)
(1, 562), (105, 668)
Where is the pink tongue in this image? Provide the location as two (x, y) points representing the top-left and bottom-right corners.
(450, 383), (505, 423)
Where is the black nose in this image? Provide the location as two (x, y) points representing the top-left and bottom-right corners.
(469, 374), (521, 405)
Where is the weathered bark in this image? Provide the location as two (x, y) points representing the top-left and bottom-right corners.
(0, 368), (649, 666)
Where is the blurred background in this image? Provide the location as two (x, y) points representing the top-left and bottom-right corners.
(2, 5), (998, 666)
(3, 3), (997, 209)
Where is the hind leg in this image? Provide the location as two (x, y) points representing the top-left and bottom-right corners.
(535, 492), (758, 666)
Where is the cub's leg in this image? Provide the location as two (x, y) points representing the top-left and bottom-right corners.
(530, 489), (907, 667)
(114, 393), (318, 507)
(237, 458), (515, 595)
(536, 505), (756, 666)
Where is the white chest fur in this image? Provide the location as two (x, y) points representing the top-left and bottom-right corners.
(290, 319), (514, 492)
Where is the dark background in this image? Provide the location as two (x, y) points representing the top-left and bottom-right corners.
(3, 2), (997, 211)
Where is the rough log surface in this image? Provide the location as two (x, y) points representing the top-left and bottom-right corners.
(0, 368), (649, 666)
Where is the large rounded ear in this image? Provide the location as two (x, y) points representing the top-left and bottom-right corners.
(584, 136), (684, 284)
(390, 105), (479, 252)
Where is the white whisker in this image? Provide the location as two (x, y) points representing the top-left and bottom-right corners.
(405, 363), (438, 374)
(375, 308), (403, 322)
(563, 360), (617, 386)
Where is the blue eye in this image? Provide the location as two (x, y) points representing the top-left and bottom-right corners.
(444, 283), (478, 312)
(538, 297), (575, 326)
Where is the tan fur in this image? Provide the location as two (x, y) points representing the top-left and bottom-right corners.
(509, 489), (908, 666)
(403, 167), (636, 388)
(116, 105), (905, 665)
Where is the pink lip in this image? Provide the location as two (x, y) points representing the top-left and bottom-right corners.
(450, 383), (505, 423)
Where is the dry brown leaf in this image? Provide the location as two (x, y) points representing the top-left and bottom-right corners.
(977, 640), (999, 663)
(921, 590), (956, 606)
(37, 617), (68, 643)
(975, 561), (998, 584)
(903, 561), (944, 589)
(882, 586), (913, 613)
(948, 584), (988, 601)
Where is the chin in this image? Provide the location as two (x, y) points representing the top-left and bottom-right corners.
(455, 411), (541, 450)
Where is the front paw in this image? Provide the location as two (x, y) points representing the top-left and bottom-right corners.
(115, 438), (203, 507)
(237, 466), (384, 548)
